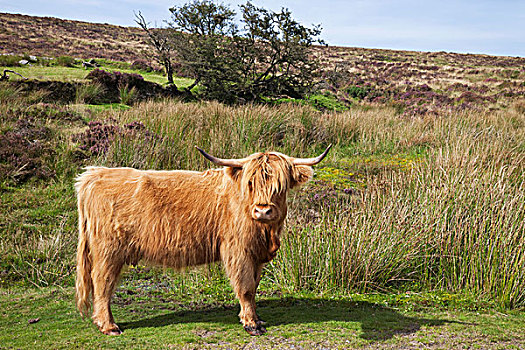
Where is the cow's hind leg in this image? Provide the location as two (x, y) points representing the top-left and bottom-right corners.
(254, 263), (266, 327)
(91, 254), (124, 335)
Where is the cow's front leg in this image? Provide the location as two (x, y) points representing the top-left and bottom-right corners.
(225, 259), (266, 335)
(238, 286), (265, 335)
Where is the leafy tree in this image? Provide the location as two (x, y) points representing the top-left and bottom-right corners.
(167, 0), (238, 95)
(235, 2), (323, 100)
(138, 1), (323, 102)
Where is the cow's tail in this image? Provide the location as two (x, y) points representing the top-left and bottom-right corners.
(75, 179), (93, 318)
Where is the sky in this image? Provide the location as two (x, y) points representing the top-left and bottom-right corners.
(1, 0), (524, 57)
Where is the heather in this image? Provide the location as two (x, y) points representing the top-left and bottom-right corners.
(0, 104), (86, 185)
(2, 89), (523, 307)
(0, 13), (148, 62)
(0, 12), (525, 348)
(0, 117), (55, 184)
(317, 47), (525, 116)
(1, 28), (524, 311)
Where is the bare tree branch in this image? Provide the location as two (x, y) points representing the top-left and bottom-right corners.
(0, 69), (28, 81)
(135, 11), (177, 86)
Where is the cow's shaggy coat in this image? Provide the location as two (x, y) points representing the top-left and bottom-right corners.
(75, 147), (328, 336)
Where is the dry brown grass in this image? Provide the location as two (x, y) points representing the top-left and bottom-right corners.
(1, 59), (524, 307)
(63, 98), (525, 307)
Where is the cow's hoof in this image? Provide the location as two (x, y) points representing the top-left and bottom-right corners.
(101, 325), (122, 336)
(244, 324), (267, 336)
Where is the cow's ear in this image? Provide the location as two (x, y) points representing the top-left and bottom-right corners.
(225, 166), (242, 181)
(291, 165), (313, 188)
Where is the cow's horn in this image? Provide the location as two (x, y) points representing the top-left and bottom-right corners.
(195, 146), (245, 168)
(292, 144), (332, 166)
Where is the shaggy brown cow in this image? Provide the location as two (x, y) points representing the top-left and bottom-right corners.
(75, 145), (331, 336)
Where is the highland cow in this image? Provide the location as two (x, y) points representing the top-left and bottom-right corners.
(75, 145), (331, 336)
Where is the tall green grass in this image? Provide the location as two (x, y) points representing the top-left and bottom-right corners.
(75, 82), (105, 104)
(96, 100), (353, 170)
(1, 97), (524, 308)
(272, 136), (524, 307)
(93, 101), (525, 307)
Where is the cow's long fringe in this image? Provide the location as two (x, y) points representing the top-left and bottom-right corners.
(75, 172), (93, 318)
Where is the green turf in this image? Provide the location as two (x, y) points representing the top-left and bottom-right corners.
(0, 65), (194, 88)
(1, 285), (524, 349)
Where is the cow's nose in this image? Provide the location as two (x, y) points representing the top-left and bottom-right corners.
(253, 205), (275, 221)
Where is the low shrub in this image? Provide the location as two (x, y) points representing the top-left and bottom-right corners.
(130, 59), (153, 72)
(74, 120), (119, 156)
(0, 117), (55, 185)
(73, 119), (162, 157)
(308, 93), (349, 112)
(86, 68), (144, 88)
(54, 56), (77, 67)
(345, 85), (381, 100)
(0, 54), (22, 67)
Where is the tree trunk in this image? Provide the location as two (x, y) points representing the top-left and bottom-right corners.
(166, 62), (175, 85)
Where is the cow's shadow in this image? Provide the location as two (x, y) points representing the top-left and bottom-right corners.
(119, 296), (462, 341)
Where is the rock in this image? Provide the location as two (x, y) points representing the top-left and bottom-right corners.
(82, 61), (100, 69)
(82, 59), (100, 69)
(29, 55), (38, 62)
(19, 59), (30, 65)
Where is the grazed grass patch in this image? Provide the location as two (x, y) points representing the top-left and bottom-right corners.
(0, 65), (194, 87)
(0, 286), (524, 349)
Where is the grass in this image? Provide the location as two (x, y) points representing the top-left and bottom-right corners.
(75, 81), (105, 104)
(0, 181), (77, 287)
(0, 65), (89, 81)
(0, 65), (194, 88)
(79, 103), (132, 113)
(1, 98), (524, 305)
(1, 283), (524, 349)
(3, 98), (520, 306)
(1, 60), (524, 348)
(94, 101), (347, 170)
